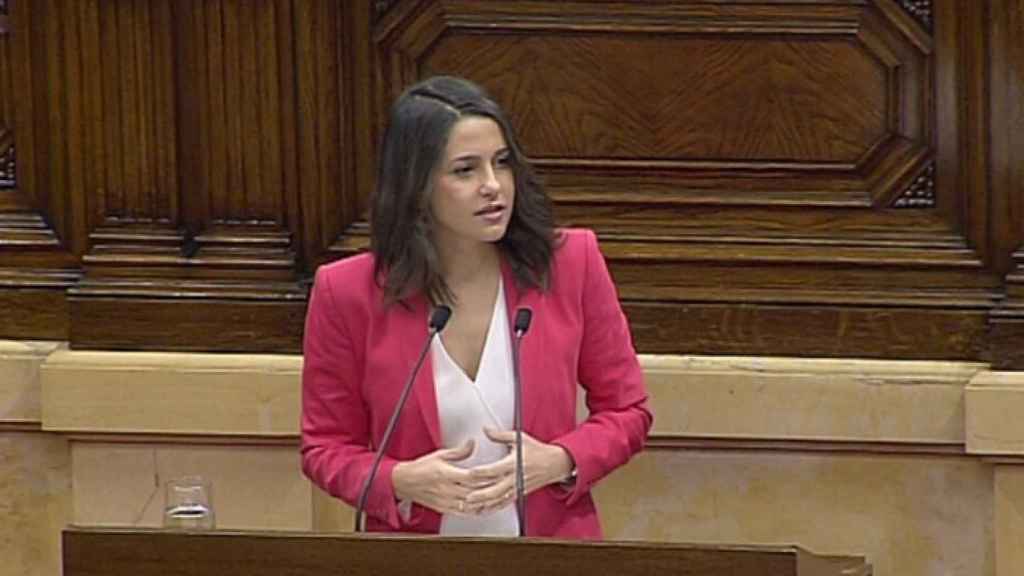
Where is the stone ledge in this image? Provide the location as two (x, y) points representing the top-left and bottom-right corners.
(26, 344), (989, 446)
(0, 340), (63, 423)
(40, 349), (301, 436)
(645, 356), (984, 444)
(966, 371), (1024, 455)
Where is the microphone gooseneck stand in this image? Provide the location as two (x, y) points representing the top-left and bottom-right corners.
(511, 307), (533, 537)
(353, 305), (453, 533)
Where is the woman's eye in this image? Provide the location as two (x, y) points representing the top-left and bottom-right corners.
(453, 165), (473, 176)
(495, 155), (511, 168)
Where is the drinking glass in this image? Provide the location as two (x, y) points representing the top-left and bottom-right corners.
(163, 475), (215, 530)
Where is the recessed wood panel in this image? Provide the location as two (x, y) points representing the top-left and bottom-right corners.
(69, 296), (305, 353)
(0, 268), (78, 340)
(427, 35), (888, 165)
(624, 301), (988, 360)
(987, 0), (1024, 369)
(377, 0), (932, 212)
(177, 0), (287, 226)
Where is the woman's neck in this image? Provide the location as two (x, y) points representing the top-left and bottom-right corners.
(437, 238), (501, 290)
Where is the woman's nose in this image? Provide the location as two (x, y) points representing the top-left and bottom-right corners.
(479, 165), (500, 195)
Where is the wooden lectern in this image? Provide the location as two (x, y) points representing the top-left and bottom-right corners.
(63, 527), (871, 576)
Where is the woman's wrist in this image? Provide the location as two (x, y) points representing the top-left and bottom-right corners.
(391, 461), (411, 501)
(547, 444), (575, 486)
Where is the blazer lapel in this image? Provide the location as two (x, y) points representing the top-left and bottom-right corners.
(398, 295), (443, 450)
(500, 260), (544, 433)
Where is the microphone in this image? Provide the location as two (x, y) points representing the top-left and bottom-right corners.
(354, 305), (452, 532)
(511, 307), (533, 537)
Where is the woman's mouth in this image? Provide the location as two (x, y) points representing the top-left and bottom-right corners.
(475, 204), (505, 221)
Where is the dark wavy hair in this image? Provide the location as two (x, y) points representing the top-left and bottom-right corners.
(370, 76), (558, 305)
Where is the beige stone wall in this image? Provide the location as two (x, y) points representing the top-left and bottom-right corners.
(4, 342), (1024, 575)
(597, 451), (993, 576)
(0, 342), (70, 576)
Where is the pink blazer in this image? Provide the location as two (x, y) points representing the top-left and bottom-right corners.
(301, 228), (652, 539)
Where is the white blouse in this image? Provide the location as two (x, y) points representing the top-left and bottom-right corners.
(431, 278), (519, 536)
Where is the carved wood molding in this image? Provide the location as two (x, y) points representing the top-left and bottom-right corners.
(1, 0), (13, 188)
(990, 248), (1024, 369)
(373, 0), (401, 22)
(0, 0), (70, 258)
(892, 163), (936, 208)
(0, 136), (13, 189)
(0, 212), (61, 249)
(898, 0), (933, 31)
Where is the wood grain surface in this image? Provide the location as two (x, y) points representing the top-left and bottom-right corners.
(0, 0), (1019, 366)
(62, 527), (871, 576)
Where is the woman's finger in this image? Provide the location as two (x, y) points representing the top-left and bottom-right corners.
(467, 454), (513, 484)
(473, 485), (517, 515)
(482, 427), (515, 445)
(438, 439), (476, 462)
(464, 475), (514, 505)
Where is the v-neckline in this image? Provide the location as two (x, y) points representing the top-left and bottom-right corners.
(437, 278), (504, 384)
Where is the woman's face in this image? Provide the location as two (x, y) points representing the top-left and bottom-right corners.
(430, 115), (515, 253)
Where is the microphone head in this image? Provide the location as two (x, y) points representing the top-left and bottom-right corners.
(429, 305), (453, 332)
(514, 308), (533, 335)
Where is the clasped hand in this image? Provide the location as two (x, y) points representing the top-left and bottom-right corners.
(391, 427), (573, 516)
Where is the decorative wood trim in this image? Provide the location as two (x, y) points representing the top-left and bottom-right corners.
(891, 163), (936, 208)
(372, 0), (401, 23)
(0, 141), (16, 188)
(1, 0), (13, 188)
(897, 0), (933, 31)
(80, 225), (296, 279)
(0, 0), (77, 277)
(990, 250), (1024, 369)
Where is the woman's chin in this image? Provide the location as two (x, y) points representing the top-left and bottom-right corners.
(476, 223), (509, 243)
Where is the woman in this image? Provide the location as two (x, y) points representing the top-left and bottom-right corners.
(301, 76), (651, 539)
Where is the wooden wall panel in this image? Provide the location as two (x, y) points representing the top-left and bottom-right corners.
(65, 0), (308, 352)
(362, 0), (1000, 360)
(0, 0), (79, 340)
(0, 0), (1020, 365)
(988, 0), (1024, 368)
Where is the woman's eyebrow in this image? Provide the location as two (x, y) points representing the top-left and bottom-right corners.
(449, 153), (481, 164)
(450, 148), (509, 164)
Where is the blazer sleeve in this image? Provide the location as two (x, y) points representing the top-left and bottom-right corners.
(300, 267), (404, 528)
(552, 230), (653, 506)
